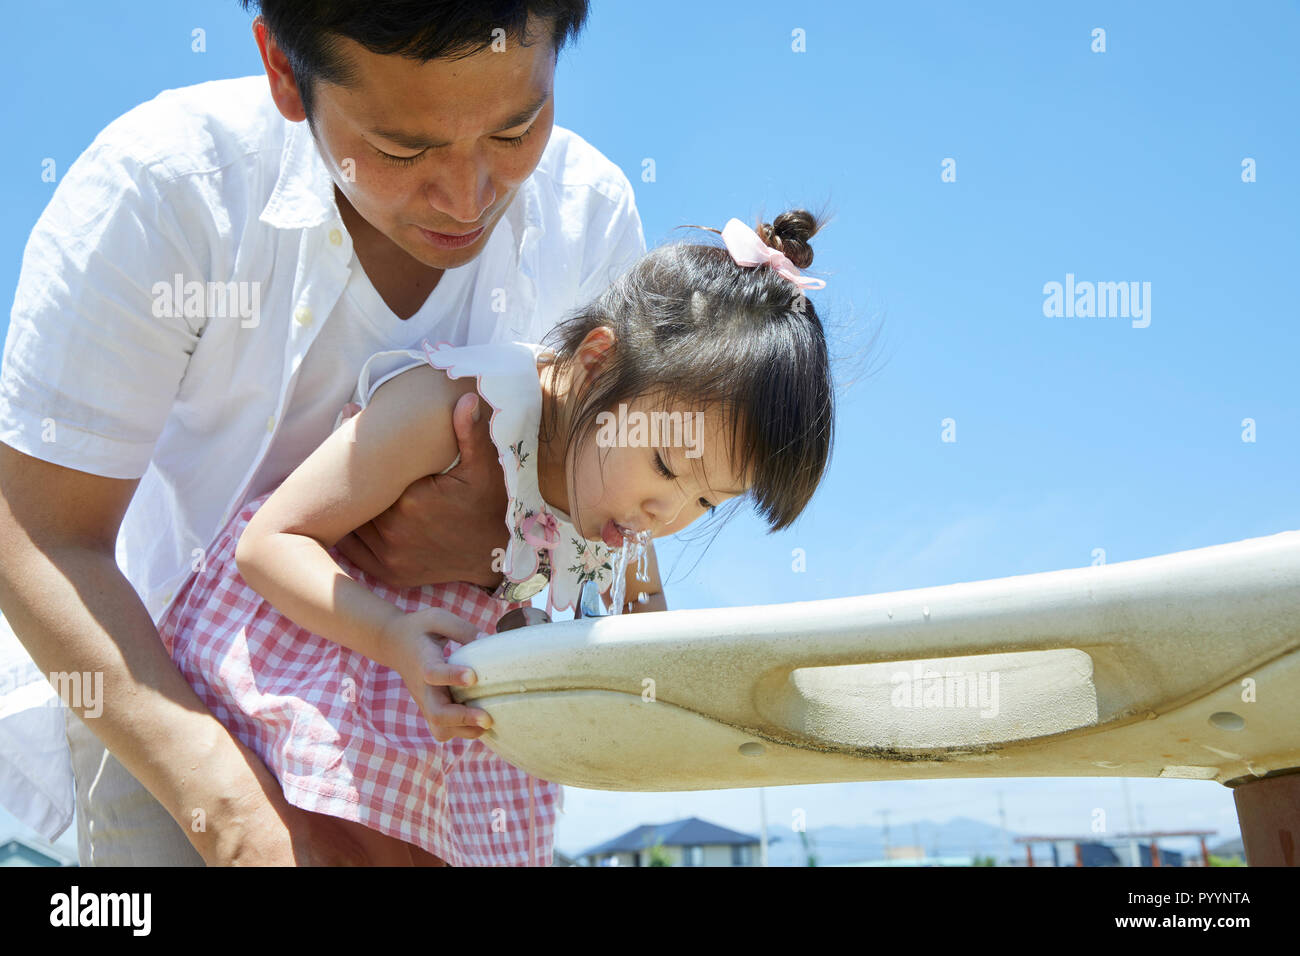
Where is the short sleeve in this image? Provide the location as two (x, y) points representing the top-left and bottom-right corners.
(327, 347), (431, 434)
(355, 348), (431, 408)
(574, 171), (647, 308)
(0, 138), (206, 480)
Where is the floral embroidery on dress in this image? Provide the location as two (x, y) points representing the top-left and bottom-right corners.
(511, 499), (532, 545)
(567, 537), (613, 589)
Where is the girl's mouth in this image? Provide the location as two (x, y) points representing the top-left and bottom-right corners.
(601, 519), (624, 549)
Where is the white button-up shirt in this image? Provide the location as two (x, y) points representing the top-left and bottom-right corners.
(0, 75), (645, 838)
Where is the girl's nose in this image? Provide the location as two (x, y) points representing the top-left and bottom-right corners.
(647, 492), (690, 532)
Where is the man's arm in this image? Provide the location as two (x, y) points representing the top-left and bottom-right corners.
(0, 447), (293, 861)
(0, 118), (394, 864)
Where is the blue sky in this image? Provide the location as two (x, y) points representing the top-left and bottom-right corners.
(1, 1), (1296, 862)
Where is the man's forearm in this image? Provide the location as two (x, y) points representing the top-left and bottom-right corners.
(0, 541), (285, 859)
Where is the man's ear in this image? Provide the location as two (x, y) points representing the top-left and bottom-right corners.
(252, 16), (308, 123)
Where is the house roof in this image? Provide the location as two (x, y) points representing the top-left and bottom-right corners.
(580, 817), (759, 856)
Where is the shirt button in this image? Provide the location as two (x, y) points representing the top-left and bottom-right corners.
(328, 228), (343, 247)
(294, 306), (313, 327)
(266, 415), (276, 433)
(163, 591), (174, 606)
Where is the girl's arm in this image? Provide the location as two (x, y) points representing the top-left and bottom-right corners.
(604, 540), (668, 614)
(233, 364), (480, 671)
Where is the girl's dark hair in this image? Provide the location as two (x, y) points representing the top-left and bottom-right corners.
(540, 210), (835, 535)
(239, 1), (589, 121)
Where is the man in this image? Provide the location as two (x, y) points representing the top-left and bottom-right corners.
(0, 0), (646, 865)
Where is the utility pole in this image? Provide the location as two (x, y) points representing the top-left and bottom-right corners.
(1121, 778), (1139, 867)
(997, 790), (1009, 866)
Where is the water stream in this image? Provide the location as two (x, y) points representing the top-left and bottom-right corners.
(607, 529), (653, 615)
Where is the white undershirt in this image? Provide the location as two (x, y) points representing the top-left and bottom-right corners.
(248, 254), (474, 500)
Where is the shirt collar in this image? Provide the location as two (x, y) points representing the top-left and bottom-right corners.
(259, 117), (340, 230)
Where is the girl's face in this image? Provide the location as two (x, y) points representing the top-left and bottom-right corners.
(543, 328), (751, 547)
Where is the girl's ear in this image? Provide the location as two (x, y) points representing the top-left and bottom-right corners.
(579, 326), (617, 373)
(573, 327), (617, 396)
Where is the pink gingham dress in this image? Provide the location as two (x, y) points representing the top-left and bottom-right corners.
(156, 339), (620, 866)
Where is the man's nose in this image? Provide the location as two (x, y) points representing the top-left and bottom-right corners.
(425, 151), (496, 225)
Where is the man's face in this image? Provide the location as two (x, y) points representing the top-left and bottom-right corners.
(302, 27), (556, 270)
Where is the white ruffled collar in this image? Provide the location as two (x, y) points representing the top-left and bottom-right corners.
(419, 339), (618, 613)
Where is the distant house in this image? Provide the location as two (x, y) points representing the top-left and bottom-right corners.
(1016, 831), (1211, 867)
(0, 838), (78, 867)
(835, 855), (979, 867)
(577, 817), (760, 867)
(1074, 842), (1185, 867)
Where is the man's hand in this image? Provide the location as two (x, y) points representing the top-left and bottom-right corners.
(210, 758), (414, 865)
(333, 391), (509, 590)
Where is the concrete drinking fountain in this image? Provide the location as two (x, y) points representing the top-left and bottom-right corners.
(463, 528), (1300, 865)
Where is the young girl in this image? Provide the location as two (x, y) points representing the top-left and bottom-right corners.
(156, 209), (836, 867)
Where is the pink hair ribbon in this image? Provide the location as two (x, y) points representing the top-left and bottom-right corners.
(720, 218), (826, 290)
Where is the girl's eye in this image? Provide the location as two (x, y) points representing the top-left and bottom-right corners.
(655, 453), (716, 514)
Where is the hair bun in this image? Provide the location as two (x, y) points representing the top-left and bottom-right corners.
(756, 209), (821, 271)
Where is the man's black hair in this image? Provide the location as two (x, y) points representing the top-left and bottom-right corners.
(240, 1), (589, 121)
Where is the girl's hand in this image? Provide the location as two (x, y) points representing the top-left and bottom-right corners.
(385, 606), (494, 742)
